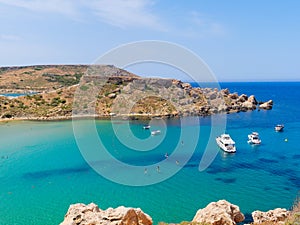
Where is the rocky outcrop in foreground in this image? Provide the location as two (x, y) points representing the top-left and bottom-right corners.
(251, 208), (289, 224)
(60, 200), (292, 225)
(192, 200), (245, 225)
(60, 203), (152, 225)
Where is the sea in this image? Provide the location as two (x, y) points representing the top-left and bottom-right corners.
(0, 82), (299, 225)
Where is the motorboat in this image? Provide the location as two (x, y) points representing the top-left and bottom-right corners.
(143, 125), (151, 129)
(275, 124), (284, 132)
(216, 134), (236, 153)
(151, 130), (161, 135)
(247, 132), (261, 145)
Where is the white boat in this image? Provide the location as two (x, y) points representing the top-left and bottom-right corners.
(247, 132), (261, 145)
(275, 124), (284, 132)
(143, 125), (151, 129)
(151, 130), (161, 135)
(216, 134), (236, 153)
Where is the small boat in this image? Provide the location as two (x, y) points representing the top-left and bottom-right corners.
(275, 124), (284, 132)
(151, 130), (161, 135)
(143, 125), (151, 129)
(216, 134), (236, 153)
(248, 132), (261, 145)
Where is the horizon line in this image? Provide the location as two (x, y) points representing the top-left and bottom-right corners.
(0, 63), (299, 83)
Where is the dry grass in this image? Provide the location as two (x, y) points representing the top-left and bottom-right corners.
(158, 222), (210, 225)
(285, 197), (300, 225)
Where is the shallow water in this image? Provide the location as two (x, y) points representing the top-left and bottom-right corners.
(0, 82), (299, 225)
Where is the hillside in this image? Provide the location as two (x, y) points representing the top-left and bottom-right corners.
(0, 65), (272, 120)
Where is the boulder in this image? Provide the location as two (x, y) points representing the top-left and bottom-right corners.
(149, 78), (173, 88)
(241, 101), (256, 110)
(181, 82), (192, 90)
(132, 80), (146, 91)
(60, 203), (152, 225)
(237, 94), (248, 103)
(111, 88), (121, 93)
(229, 93), (239, 100)
(259, 100), (273, 109)
(208, 92), (218, 100)
(248, 95), (258, 105)
(221, 88), (230, 96)
(192, 200), (245, 225)
(189, 89), (201, 98)
(252, 208), (289, 224)
(108, 93), (117, 99)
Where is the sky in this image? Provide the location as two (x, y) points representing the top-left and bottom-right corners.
(0, 0), (299, 81)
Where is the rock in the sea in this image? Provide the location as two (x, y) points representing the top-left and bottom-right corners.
(259, 100), (273, 109)
(241, 100), (256, 110)
(192, 200), (245, 225)
(248, 95), (258, 105)
(60, 203), (152, 225)
(252, 208), (289, 224)
(237, 94), (248, 103)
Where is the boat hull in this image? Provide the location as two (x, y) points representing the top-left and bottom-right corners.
(247, 134), (261, 145)
(275, 125), (284, 132)
(216, 137), (236, 153)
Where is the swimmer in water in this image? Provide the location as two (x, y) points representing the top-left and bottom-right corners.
(156, 166), (160, 173)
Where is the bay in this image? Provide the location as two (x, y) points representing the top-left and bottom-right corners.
(0, 82), (299, 225)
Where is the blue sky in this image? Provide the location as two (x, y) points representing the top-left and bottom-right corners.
(0, 0), (299, 81)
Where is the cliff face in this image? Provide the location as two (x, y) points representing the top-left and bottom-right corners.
(0, 65), (272, 120)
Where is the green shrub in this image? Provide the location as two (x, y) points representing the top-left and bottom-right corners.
(43, 72), (83, 86)
(80, 85), (89, 91)
(34, 66), (43, 71)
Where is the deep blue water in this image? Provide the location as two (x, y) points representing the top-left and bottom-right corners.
(0, 82), (299, 225)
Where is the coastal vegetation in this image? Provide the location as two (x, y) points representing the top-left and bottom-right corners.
(0, 65), (273, 121)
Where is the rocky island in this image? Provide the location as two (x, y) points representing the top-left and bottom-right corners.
(0, 65), (272, 121)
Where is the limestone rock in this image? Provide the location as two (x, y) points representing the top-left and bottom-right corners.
(241, 100), (256, 110)
(111, 88), (121, 93)
(248, 95), (258, 105)
(108, 93), (117, 99)
(208, 92), (218, 100)
(150, 78), (173, 88)
(192, 200), (245, 225)
(259, 100), (273, 109)
(60, 203), (152, 225)
(252, 208), (289, 224)
(221, 88), (230, 96)
(229, 93), (239, 100)
(237, 94), (248, 102)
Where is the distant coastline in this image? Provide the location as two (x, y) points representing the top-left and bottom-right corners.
(0, 65), (273, 122)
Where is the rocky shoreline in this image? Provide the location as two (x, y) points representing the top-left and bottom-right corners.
(0, 65), (273, 121)
(59, 200), (293, 225)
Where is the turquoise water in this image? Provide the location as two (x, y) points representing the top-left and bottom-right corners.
(0, 92), (37, 97)
(0, 82), (299, 224)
